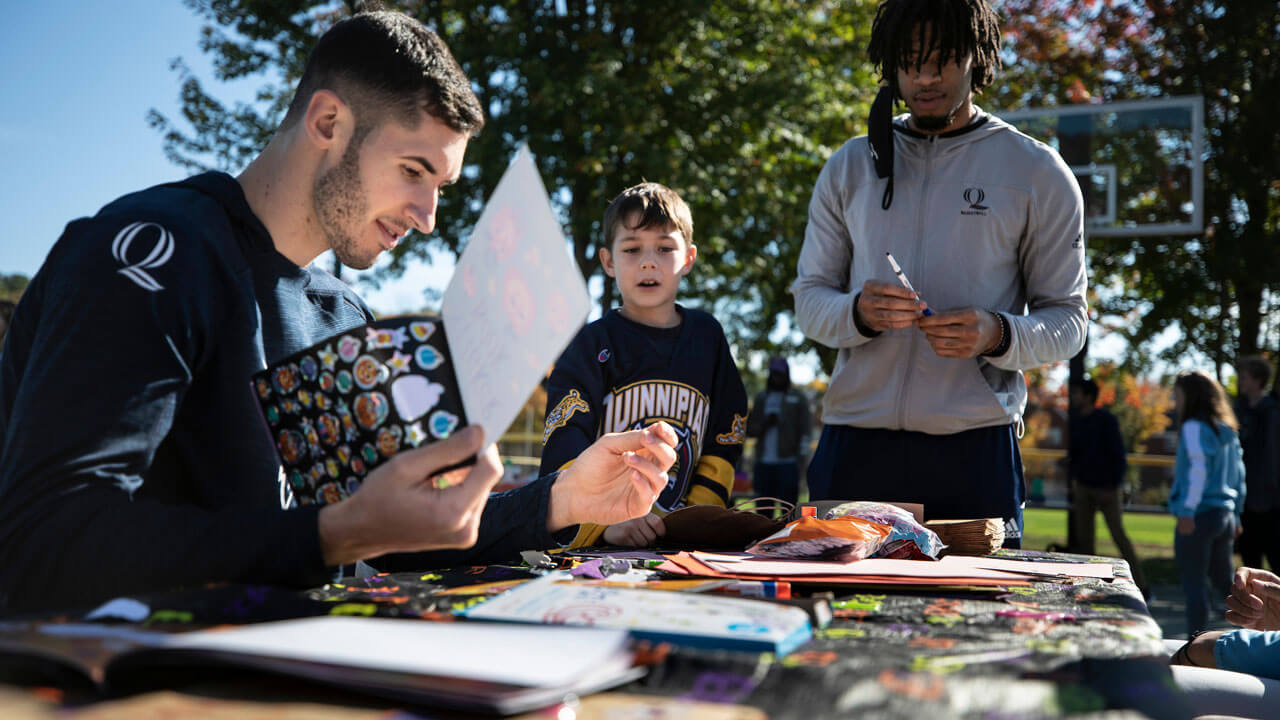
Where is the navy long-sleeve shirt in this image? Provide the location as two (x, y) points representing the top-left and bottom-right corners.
(0, 173), (567, 613)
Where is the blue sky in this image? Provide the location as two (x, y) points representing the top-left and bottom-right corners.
(0, 0), (448, 313)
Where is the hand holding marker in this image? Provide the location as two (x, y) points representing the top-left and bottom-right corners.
(884, 253), (933, 316)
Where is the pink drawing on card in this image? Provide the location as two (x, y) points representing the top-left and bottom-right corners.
(503, 267), (535, 336)
(489, 208), (519, 263)
(545, 291), (571, 334)
(462, 265), (477, 298)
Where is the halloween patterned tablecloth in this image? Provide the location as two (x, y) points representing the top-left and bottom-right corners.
(0, 550), (1185, 719)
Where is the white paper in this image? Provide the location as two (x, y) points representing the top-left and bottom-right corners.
(940, 555), (1115, 580)
(164, 616), (628, 689)
(442, 146), (591, 442)
(696, 554), (1035, 581)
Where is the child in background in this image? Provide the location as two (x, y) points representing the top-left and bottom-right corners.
(1170, 370), (1247, 636)
(540, 183), (748, 547)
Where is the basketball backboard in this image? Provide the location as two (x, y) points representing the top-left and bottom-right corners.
(999, 96), (1204, 237)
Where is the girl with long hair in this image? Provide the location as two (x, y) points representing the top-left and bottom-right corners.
(1170, 370), (1246, 636)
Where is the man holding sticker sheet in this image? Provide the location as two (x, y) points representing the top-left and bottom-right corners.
(792, 0), (1086, 546)
(0, 10), (678, 613)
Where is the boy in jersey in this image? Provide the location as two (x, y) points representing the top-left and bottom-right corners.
(540, 183), (748, 547)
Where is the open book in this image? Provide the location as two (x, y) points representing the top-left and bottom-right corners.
(0, 616), (641, 715)
(253, 146), (591, 505)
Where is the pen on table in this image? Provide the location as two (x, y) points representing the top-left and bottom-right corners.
(884, 252), (933, 316)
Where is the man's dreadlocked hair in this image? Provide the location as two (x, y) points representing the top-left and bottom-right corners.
(867, 0), (1003, 96)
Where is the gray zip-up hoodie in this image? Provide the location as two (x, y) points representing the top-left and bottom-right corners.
(792, 109), (1087, 435)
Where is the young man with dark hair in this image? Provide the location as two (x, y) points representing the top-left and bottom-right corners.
(792, 0), (1087, 546)
(1235, 355), (1280, 571)
(540, 182), (748, 548)
(1069, 378), (1148, 594)
(0, 10), (678, 613)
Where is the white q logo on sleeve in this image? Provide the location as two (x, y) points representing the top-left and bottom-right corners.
(111, 221), (175, 292)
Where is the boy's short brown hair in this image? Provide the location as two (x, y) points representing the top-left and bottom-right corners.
(603, 183), (694, 249)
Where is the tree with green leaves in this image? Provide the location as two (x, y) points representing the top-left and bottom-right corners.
(991, 0), (1280, 379)
(150, 0), (878, 372)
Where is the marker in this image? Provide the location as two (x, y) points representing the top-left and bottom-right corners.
(715, 581), (791, 599)
(884, 252), (933, 316)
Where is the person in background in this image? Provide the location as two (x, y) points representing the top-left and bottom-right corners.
(1068, 377), (1148, 597)
(1234, 355), (1280, 572)
(1170, 370), (1246, 636)
(746, 356), (810, 514)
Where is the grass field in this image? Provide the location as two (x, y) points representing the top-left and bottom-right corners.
(1023, 507), (1182, 584)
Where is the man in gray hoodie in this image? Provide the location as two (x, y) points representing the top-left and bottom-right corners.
(792, 0), (1087, 546)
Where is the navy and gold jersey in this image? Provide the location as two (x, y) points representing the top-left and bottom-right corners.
(540, 307), (748, 547)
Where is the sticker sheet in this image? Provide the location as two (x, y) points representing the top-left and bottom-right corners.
(252, 316), (465, 506)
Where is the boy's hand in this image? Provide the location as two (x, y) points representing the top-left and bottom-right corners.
(603, 513), (667, 547)
(856, 280), (927, 331)
(1176, 516), (1196, 535)
(318, 426), (501, 566)
(547, 422), (679, 532)
(916, 308), (1001, 358)
(1226, 567), (1280, 631)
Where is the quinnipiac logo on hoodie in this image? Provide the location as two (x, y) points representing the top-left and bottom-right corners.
(961, 187), (990, 216)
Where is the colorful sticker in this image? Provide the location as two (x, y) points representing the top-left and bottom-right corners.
(301, 419), (322, 457)
(319, 482), (343, 505)
(314, 393), (332, 411)
(317, 345), (339, 371)
(299, 355), (319, 382)
(409, 321), (436, 341)
(346, 477), (362, 495)
(297, 390), (313, 408)
(255, 377), (272, 400)
(428, 410), (459, 439)
(287, 469), (306, 490)
(377, 425), (403, 457)
(350, 457), (366, 476)
(391, 375), (444, 422)
(336, 400), (358, 442)
(386, 350), (412, 377)
(316, 414), (341, 447)
(264, 405), (280, 426)
(319, 371), (335, 392)
(353, 355), (385, 390)
(335, 445), (351, 465)
(337, 335), (362, 363)
(281, 398), (300, 415)
(366, 325), (409, 350)
(404, 422), (427, 448)
(277, 430), (305, 465)
(361, 443), (379, 465)
(335, 370), (354, 394)
(325, 458), (341, 478)
(272, 364), (300, 395)
(308, 463), (326, 482)
(353, 392), (390, 430)
(414, 344), (444, 370)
